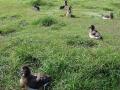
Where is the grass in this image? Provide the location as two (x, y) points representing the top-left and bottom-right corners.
(0, 0), (120, 90)
(66, 36), (97, 48)
(33, 16), (57, 27)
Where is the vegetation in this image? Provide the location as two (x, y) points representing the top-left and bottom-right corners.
(0, 0), (120, 90)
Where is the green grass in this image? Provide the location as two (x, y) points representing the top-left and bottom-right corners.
(1, 0), (120, 90)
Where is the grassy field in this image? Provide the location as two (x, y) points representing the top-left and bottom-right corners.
(1, 0), (120, 90)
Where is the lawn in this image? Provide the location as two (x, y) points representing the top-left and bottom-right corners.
(1, 0), (120, 90)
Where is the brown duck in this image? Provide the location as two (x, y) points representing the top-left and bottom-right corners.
(20, 66), (51, 90)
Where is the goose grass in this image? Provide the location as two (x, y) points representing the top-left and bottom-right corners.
(1, 0), (120, 90)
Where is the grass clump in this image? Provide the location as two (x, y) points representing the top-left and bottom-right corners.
(0, 16), (7, 21)
(0, 28), (16, 35)
(41, 16), (57, 27)
(102, 7), (113, 11)
(33, 16), (57, 27)
(31, 0), (45, 6)
(30, 0), (53, 6)
(66, 36), (97, 48)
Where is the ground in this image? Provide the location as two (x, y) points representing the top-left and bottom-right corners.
(1, 0), (120, 90)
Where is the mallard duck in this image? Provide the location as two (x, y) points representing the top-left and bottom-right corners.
(20, 66), (51, 90)
(102, 12), (113, 19)
(89, 25), (103, 40)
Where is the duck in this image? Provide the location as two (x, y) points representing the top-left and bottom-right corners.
(102, 12), (113, 20)
(20, 65), (51, 90)
(89, 25), (103, 40)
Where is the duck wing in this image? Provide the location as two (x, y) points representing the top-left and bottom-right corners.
(36, 73), (51, 85)
(102, 15), (110, 19)
(92, 30), (102, 37)
(91, 30), (97, 35)
(91, 30), (101, 36)
(60, 5), (65, 9)
(27, 75), (40, 89)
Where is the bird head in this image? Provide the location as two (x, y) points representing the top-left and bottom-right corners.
(89, 25), (95, 30)
(20, 65), (31, 77)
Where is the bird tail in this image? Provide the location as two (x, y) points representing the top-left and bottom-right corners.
(60, 6), (65, 9)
